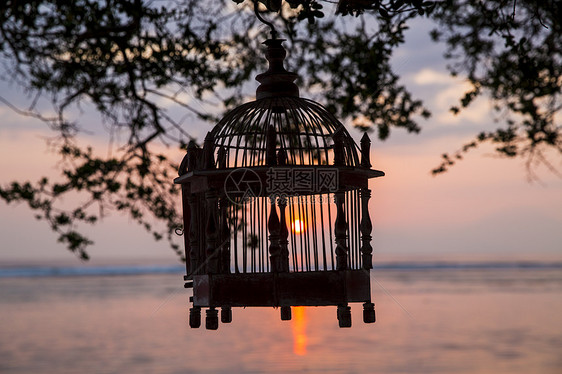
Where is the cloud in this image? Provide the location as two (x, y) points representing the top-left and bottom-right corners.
(409, 68), (493, 126)
(434, 84), (492, 125)
(412, 68), (453, 85)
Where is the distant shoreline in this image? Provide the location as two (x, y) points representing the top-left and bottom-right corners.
(1, 260), (561, 278)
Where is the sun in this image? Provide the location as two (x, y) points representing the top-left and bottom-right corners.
(292, 219), (304, 234)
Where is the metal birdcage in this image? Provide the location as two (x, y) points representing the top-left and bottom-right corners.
(174, 39), (384, 330)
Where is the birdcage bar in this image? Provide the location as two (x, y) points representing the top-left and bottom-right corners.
(346, 191), (352, 269)
(313, 196), (322, 270)
(305, 199), (311, 271)
(258, 197), (263, 272)
(304, 196), (313, 271)
(318, 194), (328, 271)
(264, 197), (270, 272)
(289, 195), (298, 270)
(296, 104), (332, 164)
(243, 202), (249, 272)
(355, 189), (361, 269)
(230, 199), (238, 273)
(356, 189), (362, 268)
(310, 196), (318, 270)
(352, 190), (358, 268)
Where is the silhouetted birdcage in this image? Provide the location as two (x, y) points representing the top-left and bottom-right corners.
(175, 39), (384, 330)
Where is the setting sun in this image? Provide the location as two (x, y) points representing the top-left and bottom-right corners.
(291, 219), (305, 234)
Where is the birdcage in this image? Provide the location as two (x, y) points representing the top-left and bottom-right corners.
(175, 38), (384, 330)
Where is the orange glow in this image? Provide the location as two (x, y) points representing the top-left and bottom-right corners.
(291, 219), (305, 234)
(292, 306), (307, 356)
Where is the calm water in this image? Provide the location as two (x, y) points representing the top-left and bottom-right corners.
(1, 264), (562, 373)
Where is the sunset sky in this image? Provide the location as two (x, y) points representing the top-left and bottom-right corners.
(1, 17), (561, 264)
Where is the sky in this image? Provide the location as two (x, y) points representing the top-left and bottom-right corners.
(1, 16), (561, 265)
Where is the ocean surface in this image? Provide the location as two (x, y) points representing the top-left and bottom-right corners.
(1, 261), (561, 373)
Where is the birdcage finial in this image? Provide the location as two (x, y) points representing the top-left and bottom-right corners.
(256, 39), (299, 99)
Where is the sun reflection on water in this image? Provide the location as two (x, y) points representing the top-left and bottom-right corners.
(292, 306), (307, 356)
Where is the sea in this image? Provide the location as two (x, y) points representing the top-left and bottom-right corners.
(1, 259), (561, 374)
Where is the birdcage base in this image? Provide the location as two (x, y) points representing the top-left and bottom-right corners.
(189, 307), (201, 328)
(221, 306), (232, 323)
(280, 306), (292, 320)
(337, 305), (352, 328)
(205, 307), (219, 330)
(363, 302), (376, 323)
(190, 269), (371, 308)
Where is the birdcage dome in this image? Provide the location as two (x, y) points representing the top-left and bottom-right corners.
(211, 96), (360, 169)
